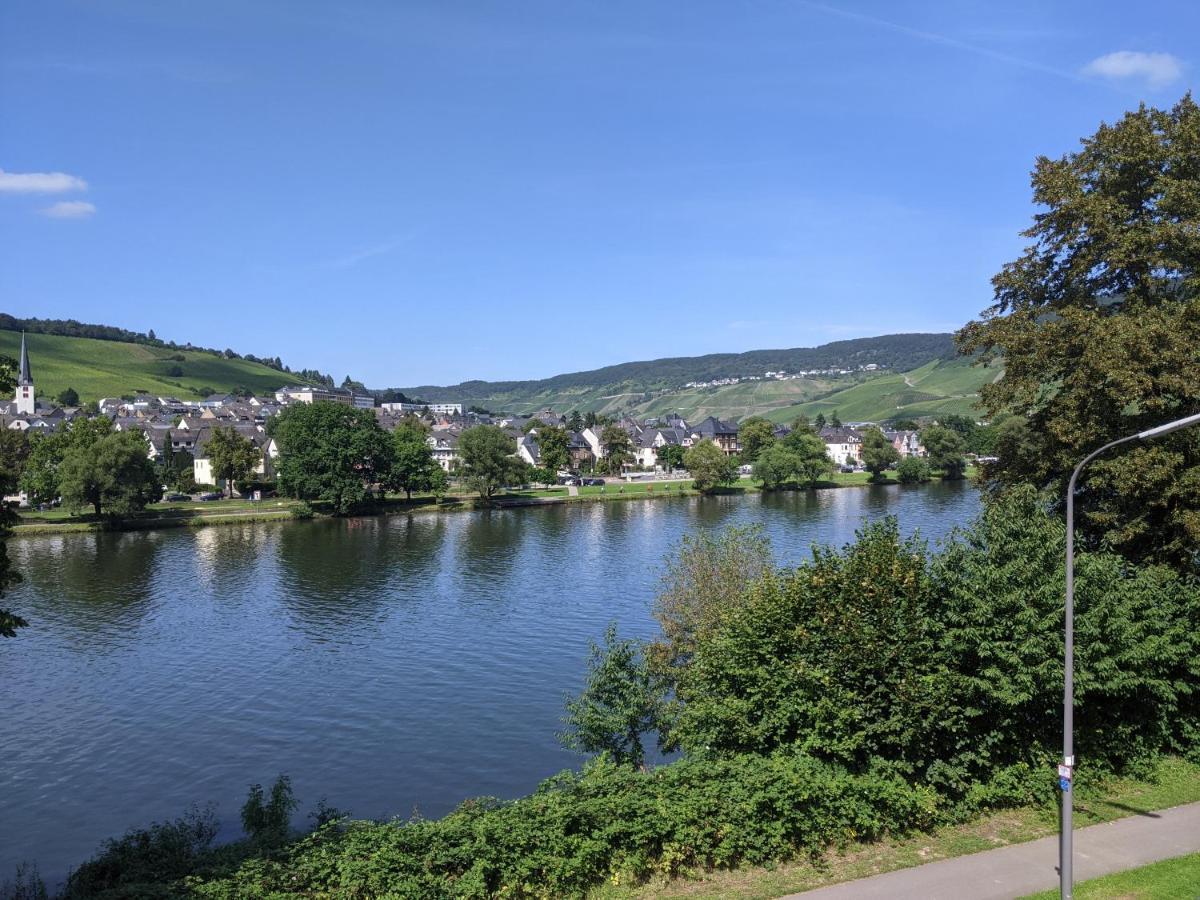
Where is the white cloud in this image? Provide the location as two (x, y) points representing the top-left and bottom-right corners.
(0, 168), (88, 194)
(1082, 51), (1184, 89)
(39, 200), (96, 219)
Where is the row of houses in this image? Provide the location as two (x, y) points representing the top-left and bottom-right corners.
(4, 337), (927, 493)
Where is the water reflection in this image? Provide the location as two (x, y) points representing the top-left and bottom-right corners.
(1, 485), (979, 884)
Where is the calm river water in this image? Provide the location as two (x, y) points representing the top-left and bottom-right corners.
(1, 483), (978, 882)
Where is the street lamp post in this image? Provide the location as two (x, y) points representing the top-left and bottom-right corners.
(1060, 411), (1200, 900)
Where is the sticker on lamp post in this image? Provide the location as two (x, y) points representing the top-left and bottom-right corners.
(1058, 763), (1073, 792)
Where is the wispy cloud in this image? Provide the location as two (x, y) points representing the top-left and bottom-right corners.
(795, 1), (1086, 84)
(1081, 51), (1184, 89)
(0, 168), (88, 194)
(323, 233), (419, 269)
(39, 200), (96, 219)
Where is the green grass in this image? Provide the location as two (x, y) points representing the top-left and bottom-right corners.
(590, 757), (1200, 900)
(0, 330), (300, 403)
(1021, 852), (1200, 899)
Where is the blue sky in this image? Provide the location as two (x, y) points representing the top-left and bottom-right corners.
(1, 1), (1196, 387)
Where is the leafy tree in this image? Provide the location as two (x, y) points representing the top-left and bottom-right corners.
(56, 387), (80, 407)
(0, 429), (30, 494)
(561, 624), (663, 768)
(920, 425), (967, 479)
(583, 411), (599, 429)
(683, 440), (737, 494)
(828, 410), (842, 428)
(0, 415), (23, 637)
(781, 428), (834, 486)
(205, 427), (262, 498)
(389, 419), (441, 500)
(271, 402), (394, 514)
(656, 443), (685, 471)
(20, 417), (115, 507)
(241, 775), (297, 850)
(957, 94), (1200, 568)
(599, 425), (633, 475)
(860, 427), (900, 480)
(752, 442), (800, 490)
(737, 416), (775, 464)
(888, 417), (920, 431)
(813, 413), (826, 429)
(59, 430), (162, 517)
(535, 425), (571, 474)
(458, 425), (521, 501)
(790, 413), (811, 431)
(651, 524), (773, 669)
(567, 410), (584, 432)
(895, 456), (931, 483)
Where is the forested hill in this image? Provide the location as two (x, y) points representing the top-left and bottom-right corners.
(394, 332), (957, 409)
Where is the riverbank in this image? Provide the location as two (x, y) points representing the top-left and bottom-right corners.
(10, 468), (976, 537)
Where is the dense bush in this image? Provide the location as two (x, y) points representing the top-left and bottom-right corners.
(187, 754), (938, 899)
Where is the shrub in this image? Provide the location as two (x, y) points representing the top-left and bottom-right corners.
(241, 775), (297, 849)
(61, 805), (217, 898)
(289, 501), (314, 520)
(896, 456), (931, 483)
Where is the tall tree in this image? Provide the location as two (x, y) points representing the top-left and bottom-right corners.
(920, 425), (967, 479)
(20, 416), (115, 506)
(458, 425), (521, 501)
(389, 419), (441, 500)
(57, 387), (80, 407)
(656, 443), (685, 472)
(206, 427), (262, 498)
(58, 430), (162, 517)
(782, 428), (835, 486)
(860, 427), (900, 481)
(828, 410), (842, 428)
(567, 410), (584, 432)
(737, 416), (776, 464)
(599, 425), (634, 475)
(535, 425), (571, 475)
(270, 402), (394, 514)
(683, 440), (737, 494)
(560, 624), (663, 769)
(813, 413), (827, 429)
(958, 95), (1200, 567)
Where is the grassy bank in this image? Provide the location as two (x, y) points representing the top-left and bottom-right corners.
(1021, 851), (1200, 899)
(10, 468), (976, 537)
(591, 757), (1200, 900)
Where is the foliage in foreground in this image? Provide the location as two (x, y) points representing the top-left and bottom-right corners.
(186, 754), (939, 899)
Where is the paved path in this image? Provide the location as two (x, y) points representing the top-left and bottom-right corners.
(785, 801), (1200, 900)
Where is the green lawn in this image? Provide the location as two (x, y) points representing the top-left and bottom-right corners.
(590, 757), (1200, 900)
(0, 330), (298, 403)
(1021, 852), (1200, 899)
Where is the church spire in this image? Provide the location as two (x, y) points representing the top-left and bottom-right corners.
(18, 332), (32, 386)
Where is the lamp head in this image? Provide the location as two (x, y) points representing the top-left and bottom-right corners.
(1137, 412), (1200, 441)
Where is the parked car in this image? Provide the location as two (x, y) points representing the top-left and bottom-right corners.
(163, 492), (190, 502)
(197, 492), (222, 501)
(557, 476), (581, 486)
(583, 477), (606, 486)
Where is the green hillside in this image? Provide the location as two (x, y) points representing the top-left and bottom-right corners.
(0, 330), (300, 403)
(765, 357), (1001, 424)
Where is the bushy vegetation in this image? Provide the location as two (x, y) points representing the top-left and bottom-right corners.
(41, 491), (1199, 898)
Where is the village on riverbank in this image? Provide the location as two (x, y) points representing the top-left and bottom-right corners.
(2, 334), (983, 534)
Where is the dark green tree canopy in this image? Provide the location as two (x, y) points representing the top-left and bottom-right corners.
(206, 427), (262, 498)
(458, 425), (522, 500)
(737, 416), (775, 464)
(958, 95), (1200, 566)
(271, 402), (393, 514)
(860, 427), (900, 480)
(683, 440), (737, 494)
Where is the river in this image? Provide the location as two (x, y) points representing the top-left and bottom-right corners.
(1, 483), (979, 883)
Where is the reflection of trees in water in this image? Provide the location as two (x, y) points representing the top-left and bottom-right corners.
(274, 514), (447, 634)
(454, 509), (530, 582)
(11, 530), (164, 639)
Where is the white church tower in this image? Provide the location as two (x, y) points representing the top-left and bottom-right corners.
(14, 332), (35, 415)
